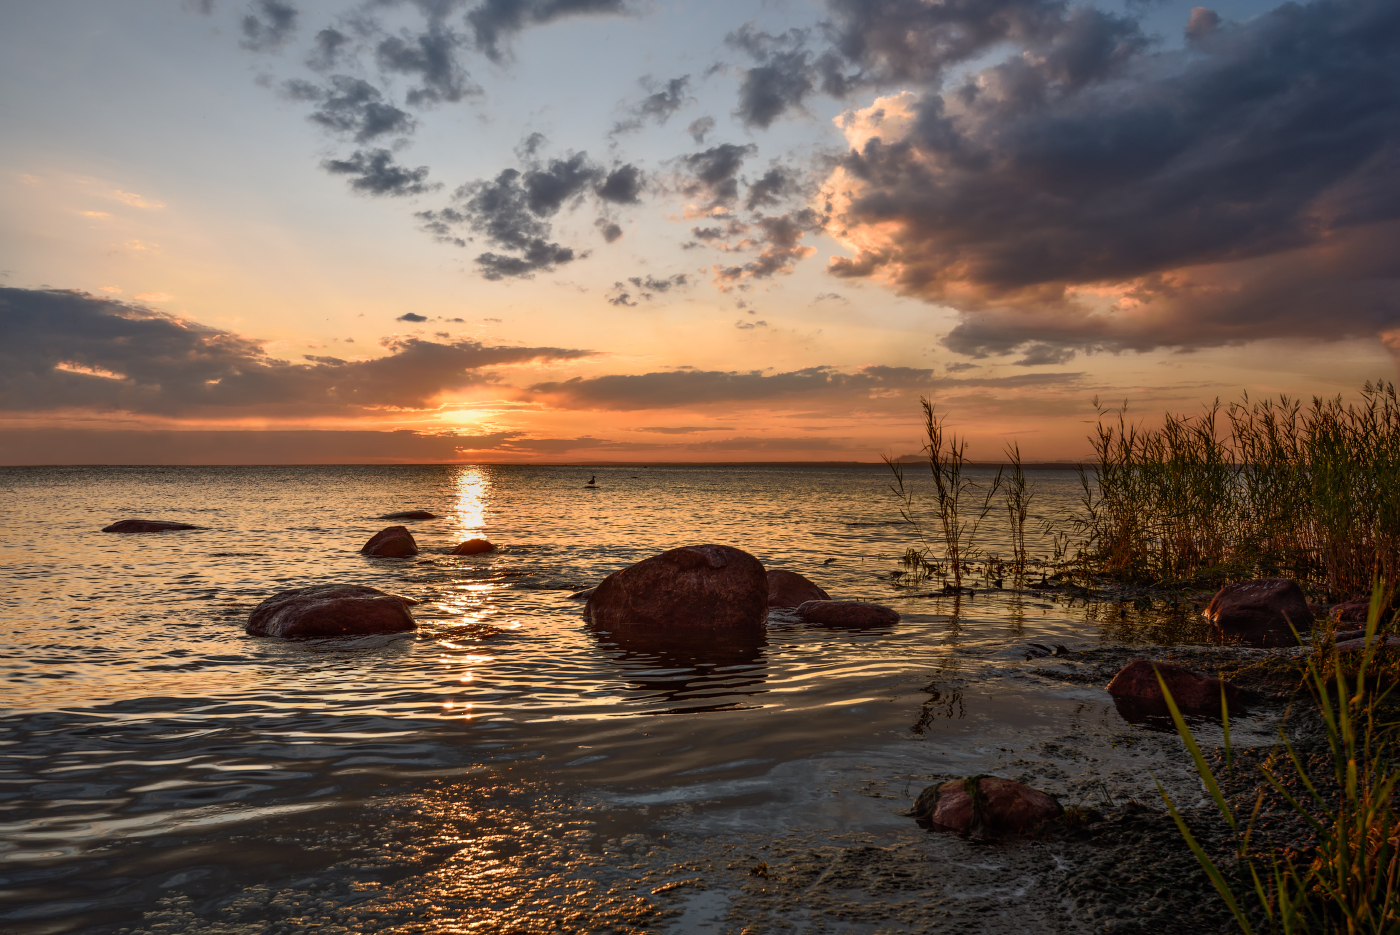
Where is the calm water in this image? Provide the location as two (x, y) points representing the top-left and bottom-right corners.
(0, 465), (1260, 934)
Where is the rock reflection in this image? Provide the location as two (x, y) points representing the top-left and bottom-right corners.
(592, 627), (769, 714)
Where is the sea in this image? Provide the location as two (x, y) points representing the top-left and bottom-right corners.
(0, 464), (1279, 934)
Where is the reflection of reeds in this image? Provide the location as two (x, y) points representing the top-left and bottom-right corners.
(1156, 586), (1399, 934)
(1070, 381), (1400, 600)
(886, 398), (1001, 590)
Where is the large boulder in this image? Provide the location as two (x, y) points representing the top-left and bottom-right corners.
(247, 584), (417, 638)
(585, 544), (767, 634)
(452, 538), (495, 555)
(1107, 659), (1253, 721)
(767, 569), (830, 608)
(361, 526), (418, 557)
(912, 776), (1062, 837)
(1203, 578), (1312, 647)
(102, 519), (202, 533)
(381, 510), (437, 520)
(797, 600), (899, 627)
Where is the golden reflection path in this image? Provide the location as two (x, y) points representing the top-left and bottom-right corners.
(451, 465), (490, 538)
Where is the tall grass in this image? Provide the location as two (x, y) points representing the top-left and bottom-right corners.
(1073, 381), (1400, 599)
(1155, 587), (1400, 934)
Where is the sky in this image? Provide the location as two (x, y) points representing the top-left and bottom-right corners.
(0, 0), (1397, 464)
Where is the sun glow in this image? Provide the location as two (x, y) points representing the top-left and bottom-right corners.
(452, 466), (490, 538)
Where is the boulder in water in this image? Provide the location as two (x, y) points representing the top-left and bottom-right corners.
(452, 538), (495, 555)
(247, 584), (416, 638)
(381, 510), (437, 520)
(1203, 578), (1312, 647)
(1107, 659), (1254, 721)
(1335, 635), (1400, 653)
(361, 525), (418, 557)
(766, 569), (830, 608)
(912, 776), (1062, 837)
(797, 600), (899, 627)
(102, 519), (202, 533)
(585, 544), (767, 634)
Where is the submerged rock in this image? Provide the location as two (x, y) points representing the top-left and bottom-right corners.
(451, 538), (495, 555)
(1335, 635), (1400, 653)
(796, 600), (899, 628)
(1106, 659), (1254, 721)
(912, 776), (1062, 836)
(381, 510), (437, 520)
(766, 569), (830, 608)
(1203, 578), (1311, 647)
(585, 544), (767, 634)
(361, 525), (418, 557)
(246, 584), (417, 638)
(101, 519), (202, 533)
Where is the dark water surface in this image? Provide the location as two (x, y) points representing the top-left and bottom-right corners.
(0, 465), (1270, 934)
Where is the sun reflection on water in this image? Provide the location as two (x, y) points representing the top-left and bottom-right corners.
(451, 465), (490, 538)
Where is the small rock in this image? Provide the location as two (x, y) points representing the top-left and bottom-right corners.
(912, 776), (1062, 836)
(101, 519), (202, 533)
(1106, 659), (1253, 720)
(1330, 599), (1389, 624)
(766, 569), (830, 608)
(568, 587), (597, 600)
(246, 584), (416, 638)
(451, 538), (495, 555)
(1335, 635), (1400, 653)
(585, 544), (767, 634)
(381, 510), (437, 520)
(797, 600), (899, 627)
(1203, 578), (1312, 647)
(361, 525), (418, 557)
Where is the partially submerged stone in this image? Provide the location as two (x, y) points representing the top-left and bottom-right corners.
(247, 584), (416, 638)
(567, 587), (597, 600)
(1335, 635), (1400, 653)
(451, 538), (495, 555)
(381, 510), (437, 520)
(1107, 659), (1253, 721)
(585, 544), (767, 634)
(766, 569), (830, 608)
(1203, 578), (1311, 647)
(796, 600), (899, 627)
(102, 519), (202, 533)
(361, 525), (418, 557)
(912, 776), (1062, 837)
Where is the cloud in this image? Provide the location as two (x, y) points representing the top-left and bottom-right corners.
(467, 0), (631, 61)
(680, 143), (757, 209)
(819, 0), (1400, 357)
(240, 0), (298, 51)
(734, 319), (768, 329)
(306, 27), (350, 70)
(636, 425), (728, 434)
(286, 76), (416, 143)
(397, 312), (429, 322)
(529, 364), (1080, 410)
(686, 116), (715, 144)
(606, 273), (689, 306)
(0, 288), (592, 418)
(323, 149), (438, 196)
(612, 75), (691, 135)
(376, 25), (479, 105)
(597, 164), (643, 203)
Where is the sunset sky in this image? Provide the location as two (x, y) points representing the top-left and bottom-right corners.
(2, 0), (1396, 463)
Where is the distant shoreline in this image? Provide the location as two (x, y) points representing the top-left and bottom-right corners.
(0, 460), (1091, 469)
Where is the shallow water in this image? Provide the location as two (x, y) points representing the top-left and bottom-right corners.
(0, 465), (1267, 933)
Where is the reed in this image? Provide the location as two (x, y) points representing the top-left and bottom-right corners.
(1155, 586), (1400, 934)
(1071, 381), (1400, 600)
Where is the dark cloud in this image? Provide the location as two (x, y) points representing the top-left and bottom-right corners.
(725, 25), (824, 129)
(530, 364), (1081, 410)
(597, 164), (644, 203)
(636, 425), (727, 434)
(686, 116), (715, 144)
(822, 0), (1400, 357)
(289, 76), (416, 143)
(466, 0), (631, 61)
(376, 25), (478, 105)
(745, 166), (799, 210)
(397, 312), (429, 322)
(612, 75), (691, 135)
(323, 149), (438, 196)
(735, 319), (768, 329)
(598, 221), (624, 242)
(240, 0), (298, 51)
(306, 27), (350, 70)
(681, 143), (757, 208)
(701, 209), (825, 285)
(606, 273), (689, 306)
(0, 288), (591, 418)
(1013, 343), (1076, 366)
(1185, 6), (1221, 41)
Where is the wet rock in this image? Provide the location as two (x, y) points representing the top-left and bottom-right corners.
(912, 776), (1062, 837)
(381, 510), (437, 520)
(361, 525), (418, 557)
(568, 587), (597, 600)
(1023, 643), (1070, 659)
(1335, 635), (1400, 653)
(585, 544), (767, 634)
(1203, 578), (1312, 647)
(1329, 599), (1392, 625)
(1106, 659), (1254, 721)
(451, 538), (495, 555)
(101, 519), (202, 533)
(796, 600), (899, 628)
(766, 569), (830, 608)
(247, 584), (417, 638)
